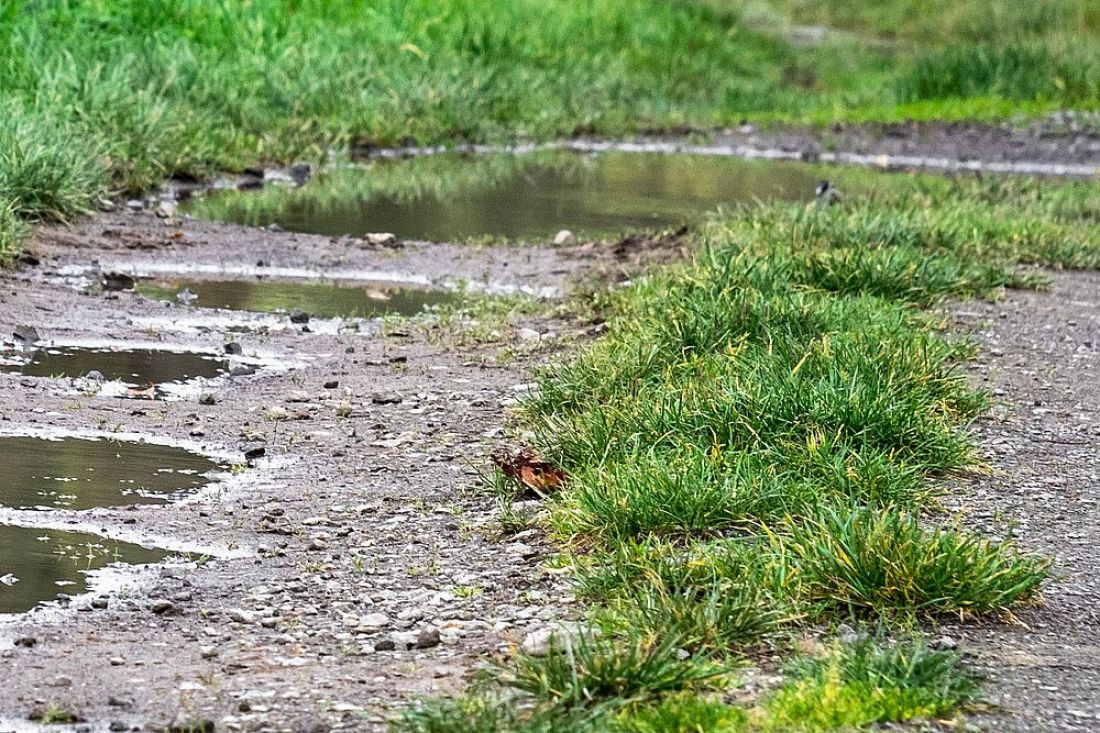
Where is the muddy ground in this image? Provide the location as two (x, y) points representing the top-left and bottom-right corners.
(0, 131), (1097, 732)
(0, 213), (643, 733)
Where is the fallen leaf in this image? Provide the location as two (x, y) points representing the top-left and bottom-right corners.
(491, 447), (568, 497)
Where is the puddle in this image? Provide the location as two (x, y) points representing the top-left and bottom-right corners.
(0, 436), (224, 510)
(1, 346), (227, 387)
(136, 278), (460, 319)
(0, 524), (166, 614)
(184, 150), (820, 240)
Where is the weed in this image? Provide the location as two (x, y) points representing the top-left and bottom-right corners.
(785, 506), (1051, 617)
(762, 634), (981, 729)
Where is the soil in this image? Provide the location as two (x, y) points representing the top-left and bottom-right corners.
(709, 117), (1100, 170)
(0, 214), (600, 732)
(945, 272), (1100, 732)
(0, 131), (1097, 731)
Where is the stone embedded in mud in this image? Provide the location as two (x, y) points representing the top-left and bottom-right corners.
(521, 622), (592, 656)
(553, 229), (576, 245)
(12, 325), (39, 344)
(289, 308), (311, 324)
(363, 232), (399, 247)
(417, 625), (442, 649)
(101, 271), (137, 291)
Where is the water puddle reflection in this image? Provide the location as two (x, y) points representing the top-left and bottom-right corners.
(1, 346), (228, 388)
(0, 436), (224, 510)
(184, 150), (820, 240)
(136, 278), (459, 319)
(0, 524), (166, 614)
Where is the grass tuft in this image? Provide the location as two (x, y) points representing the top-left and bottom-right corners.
(786, 507), (1051, 617)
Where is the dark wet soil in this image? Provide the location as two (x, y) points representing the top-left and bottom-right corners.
(708, 119), (1100, 171)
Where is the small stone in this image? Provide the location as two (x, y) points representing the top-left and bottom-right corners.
(932, 635), (958, 651)
(374, 638), (396, 652)
(228, 609), (255, 624)
(156, 200), (178, 218)
(166, 719), (214, 733)
(198, 393), (217, 406)
(553, 229), (576, 246)
(13, 636), (35, 648)
(266, 406), (290, 421)
(150, 599), (176, 615)
(836, 623), (862, 645)
(364, 232), (399, 247)
(324, 380), (339, 389)
(101, 272), (136, 291)
(244, 446), (266, 461)
(517, 328), (541, 342)
(289, 163), (313, 184)
(109, 722), (127, 732)
(289, 309), (311, 324)
(199, 645), (219, 659)
(13, 325), (39, 344)
(109, 657), (125, 666)
(224, 342), (244, 355)
(521, 623), (588, 656)
(416, 626), (442, 649)
(358, 613), (390, 630)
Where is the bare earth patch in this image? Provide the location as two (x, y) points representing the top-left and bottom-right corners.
(0, 204), (1097, 731)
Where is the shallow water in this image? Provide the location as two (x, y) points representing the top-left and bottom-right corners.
(137, 278), (459, 318)
(184, 151), (819, 240)
(0, 524), (166, 614)
(0, 436), (223, 510)
(1, 346), (227, 386)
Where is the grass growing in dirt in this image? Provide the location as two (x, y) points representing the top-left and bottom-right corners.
(390, 175), (1100, 731)
(1, 0), (1098, 257)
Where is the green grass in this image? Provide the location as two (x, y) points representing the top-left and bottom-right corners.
(762, 634), (981, 730)
(397, 175), (1100, 731)
(2, 0), (1099, 259)
(393, 633), (982, 732)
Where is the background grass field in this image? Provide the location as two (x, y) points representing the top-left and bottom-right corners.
(2, 0), (1099, 260)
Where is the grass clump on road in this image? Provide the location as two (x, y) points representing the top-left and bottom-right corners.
(399, 178), (1100, 732)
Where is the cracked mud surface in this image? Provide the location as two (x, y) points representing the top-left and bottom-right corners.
(0, 202), (1097, 732)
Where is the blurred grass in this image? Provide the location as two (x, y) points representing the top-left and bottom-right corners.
(1, 0), (1098, 259)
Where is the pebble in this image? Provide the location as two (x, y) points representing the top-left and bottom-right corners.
(363, 232), (399, 247)
(553, 229), (576, 246)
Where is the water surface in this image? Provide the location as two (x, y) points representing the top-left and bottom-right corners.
(1, 346), (227, 387)
(0, 436), (223, 510)
(184, 151), (819, 240)
(0, 524), (166, 614)
(137, 279), (459, 319)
